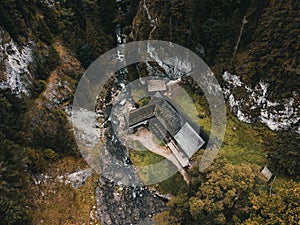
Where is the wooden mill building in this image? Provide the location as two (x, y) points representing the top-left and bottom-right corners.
(127, 97), (205, 167)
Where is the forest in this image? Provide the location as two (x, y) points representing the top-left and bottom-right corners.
(0, 0), (299, 224)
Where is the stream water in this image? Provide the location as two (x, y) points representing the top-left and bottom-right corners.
(94, 1), (168, 224)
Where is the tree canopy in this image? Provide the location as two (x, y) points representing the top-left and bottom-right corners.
(156, 158), (266, 225)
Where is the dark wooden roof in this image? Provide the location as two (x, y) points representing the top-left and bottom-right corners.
(128, 97), (205, 165)
(148, 117), (168, 141)
(128, 98), (181, 134)
(128, 103), (156, 127)
(155, 99), (181, 135)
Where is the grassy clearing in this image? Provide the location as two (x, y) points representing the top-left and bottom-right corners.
(169, 85), (211, 134)
(177, 83), (269, 166)
(170, 87), (200, 123)
(152, 134), (166, 146)
(129, 140), (187, 193)
(153, 172), (188, 196)
(129, 147), (165, 166)
(131, 87), (148, 103)
(219, 113), (269, 165)
(196, 105), (269, 166)
(130, 83), (272, 193)
(31, 157), (100, 225)
(169, 84), (212, 135)
(129, 141), (170, 184)
(130, 149), (187, 196)
(128, 140), (153, 152)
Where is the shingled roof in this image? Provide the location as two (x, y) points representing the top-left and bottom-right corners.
(128, 103), (156, 127)
(128, 97), (205, 167)
(128, 98), (181, 135)
(154, 99), (181, 135)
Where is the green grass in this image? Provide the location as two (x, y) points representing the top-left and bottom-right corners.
(129, 84), (272, 191)
(129, 148), (165, 166)
(138, 96), (151, 106)
(129, 140), (178, 185)
(152, 134), (165, 147)
(152, 172), (187, 196)
(169, 84), (212, 135)
(174, 83), (269, 166)
(128, 140), (151, 153)
(128, 140), (187, 191)
(129, 147), (187, 195)
(219, 112), (269, 165)
(170, 87), (200, 124)
(131, 87), (148, 103)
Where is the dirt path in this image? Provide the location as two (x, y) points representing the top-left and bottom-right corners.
(128, 128), (190, 184)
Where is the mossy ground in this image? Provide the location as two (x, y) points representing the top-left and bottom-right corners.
(220, 113), (270, 166)
(176, 85), (270, 166)
(129, 141), (173, 182)
(30, 157), (100, 225)
(129, 140), (187, 195)
(128, 115), (275, 201)
(129, 86), (275, 196)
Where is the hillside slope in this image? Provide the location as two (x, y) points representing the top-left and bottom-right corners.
(0, 0), (299, 224)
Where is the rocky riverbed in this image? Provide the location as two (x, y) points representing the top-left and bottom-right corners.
(94, 81), (169, 225)
(96, 177), (168, 225)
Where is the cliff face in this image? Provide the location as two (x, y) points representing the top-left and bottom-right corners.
(130, 0), (299, 132)
(1, 1), (298, 132)
(0, 29), (34, 95)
